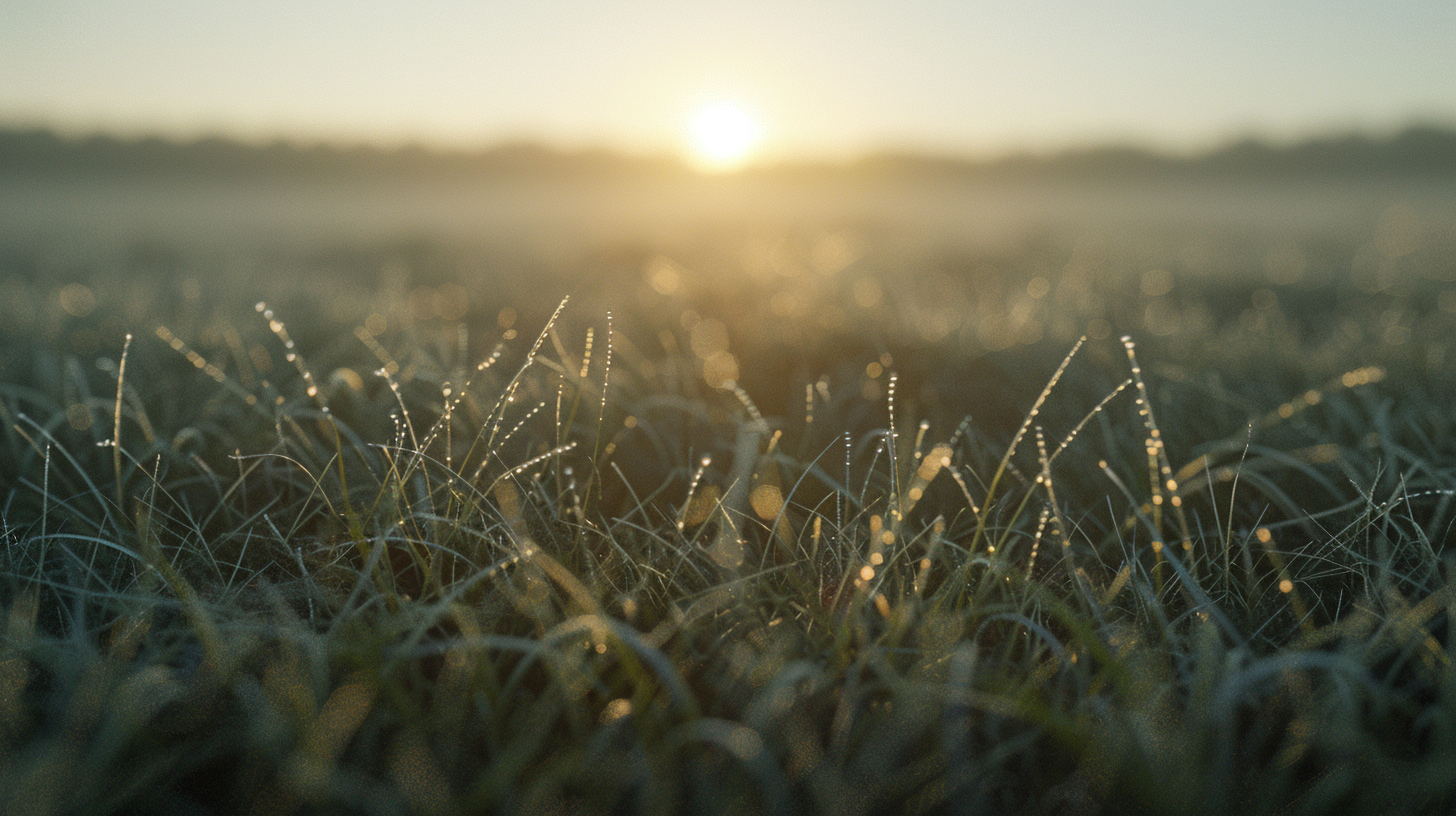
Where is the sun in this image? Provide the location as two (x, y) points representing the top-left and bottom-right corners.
(688, 101), (761, 172)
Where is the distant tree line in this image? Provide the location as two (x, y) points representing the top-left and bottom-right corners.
(1, 124), (1454, 182)
(0, 129), (682, 182)
(854, 125), (1456, 181)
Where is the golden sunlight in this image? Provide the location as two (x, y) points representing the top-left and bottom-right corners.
(687, 101), (760, 171)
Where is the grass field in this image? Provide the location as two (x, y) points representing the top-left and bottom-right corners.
(2, 168), (1456, 814)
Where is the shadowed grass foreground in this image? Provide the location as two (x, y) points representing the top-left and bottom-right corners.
(2, 225), (1456, 815)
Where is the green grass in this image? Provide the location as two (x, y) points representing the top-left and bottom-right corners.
(2, 223), (1456, 815)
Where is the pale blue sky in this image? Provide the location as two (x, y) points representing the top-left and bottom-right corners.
(2, 1), (1452, 160)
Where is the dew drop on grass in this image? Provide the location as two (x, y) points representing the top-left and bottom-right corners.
(600, 699), (632, 723)
(875, 594), (891, 618)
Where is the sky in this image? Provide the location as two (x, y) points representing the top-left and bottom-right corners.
(2, 1), (1453, 162)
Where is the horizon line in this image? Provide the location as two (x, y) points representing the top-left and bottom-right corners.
(4, 119), (1456, 179)
(3, 117), (1456, 167)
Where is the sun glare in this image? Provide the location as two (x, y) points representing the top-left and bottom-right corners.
(688, 102), (760, 172)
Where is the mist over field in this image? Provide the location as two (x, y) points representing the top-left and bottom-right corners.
(4, 124), (1455, 401)
(5, 125), (1456, 247)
